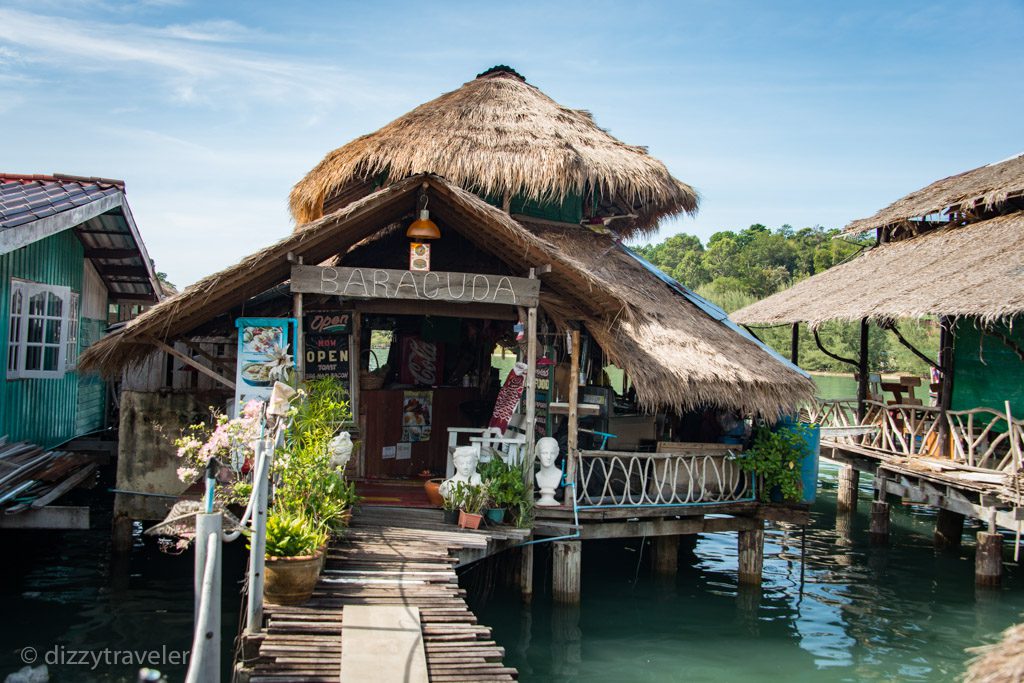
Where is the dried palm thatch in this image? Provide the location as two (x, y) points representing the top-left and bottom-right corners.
(289, 66), (697, 238)
(963, 621), (1024, 683)
(732, 211), (1024, 328)
(82, 173), (810, 417)
(844, 153), (1024, 236)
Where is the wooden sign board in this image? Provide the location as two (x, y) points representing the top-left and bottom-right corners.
(291, 265), (539, 307)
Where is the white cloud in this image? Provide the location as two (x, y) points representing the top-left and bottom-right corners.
(0, 8), (390, 113)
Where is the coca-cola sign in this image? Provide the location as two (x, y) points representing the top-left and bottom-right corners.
(400, 336), (444, 386)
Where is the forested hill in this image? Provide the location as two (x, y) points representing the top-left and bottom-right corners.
(635, 224), (939, 375)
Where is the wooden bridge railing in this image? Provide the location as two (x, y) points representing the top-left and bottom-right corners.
(574, 448), (754, 507)
(813, 398), (1024, 475)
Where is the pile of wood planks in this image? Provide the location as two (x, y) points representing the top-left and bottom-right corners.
(0, 437), (98, 514)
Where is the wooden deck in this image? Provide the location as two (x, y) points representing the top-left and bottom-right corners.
(236, 507), (529, 682)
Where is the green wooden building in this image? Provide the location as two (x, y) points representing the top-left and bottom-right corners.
(1, 173), (160, 447)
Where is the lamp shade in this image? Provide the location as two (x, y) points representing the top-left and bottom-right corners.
(406, 209), (441, 239)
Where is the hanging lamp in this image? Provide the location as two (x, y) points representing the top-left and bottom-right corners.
(406, 192), (441, 240)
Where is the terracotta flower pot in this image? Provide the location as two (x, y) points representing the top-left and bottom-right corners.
(424, 478), (444, 507)
(458, 510), (483, 530)
(264, 551), (322, 606)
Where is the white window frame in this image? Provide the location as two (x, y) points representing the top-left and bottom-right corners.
(7, 279), (78, 379)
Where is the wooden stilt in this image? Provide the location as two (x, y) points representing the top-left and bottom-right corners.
(869, 501), (890, 544)
(652, 535), (679, 575)
(737, 524), (764, 586)
(112, 511), (133, 554)
(552, 541), (581, 604)
(934, 509), (965, 550)
(837, 465), (859, 513)
(975, 532), (1003, 587)
(520, 544), (534, 604)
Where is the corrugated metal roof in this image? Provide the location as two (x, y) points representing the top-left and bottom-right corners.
(0, 173), (159, 302)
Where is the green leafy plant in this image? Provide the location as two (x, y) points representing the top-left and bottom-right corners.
(441, 484), (460, 512)
(450, 481), (487, 516)
(273, 377), (360, 534)
(263, 511), (326, 558)
(737, 423), (810, 503)
(481, 458), (525, 509)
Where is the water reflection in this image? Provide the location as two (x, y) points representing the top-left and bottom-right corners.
(472, 463), (1022, 682)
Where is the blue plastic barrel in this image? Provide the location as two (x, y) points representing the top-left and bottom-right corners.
(776, 416), (820, 503)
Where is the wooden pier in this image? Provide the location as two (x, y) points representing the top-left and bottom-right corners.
(235, 507), (528, 682)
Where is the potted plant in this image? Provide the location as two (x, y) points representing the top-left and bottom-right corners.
(441, 485), (461, 524)
(457, 483), (487, 530)
(481, 459), (525, 524)
(261, 511), (327, 605)
(737, 423), (810, 503)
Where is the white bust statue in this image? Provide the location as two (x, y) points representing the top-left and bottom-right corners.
(440, 445), (482, 499)
(328, 432), (353, 473)
(535, 437), (561, 506)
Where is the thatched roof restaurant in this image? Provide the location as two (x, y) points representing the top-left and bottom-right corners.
(733, 152), (1024, 329)
(82, 173), (812, 417)
(731, 210), (1024, 328)
(290, 66), (698, 237)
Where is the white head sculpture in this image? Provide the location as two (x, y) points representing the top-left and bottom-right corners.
(535, 437), (561, 506)
(453, 445), (480, 478)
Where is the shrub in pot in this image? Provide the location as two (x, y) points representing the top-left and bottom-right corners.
(481, 458), (525, 525)
(457, 483), (488, 530)
(737, 424), (809, 503)
(262, 512), (327, 606)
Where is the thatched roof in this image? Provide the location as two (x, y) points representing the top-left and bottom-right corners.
(732, 211), (1024, 327)
(81, 174), (811, 417)
(963, 622), (1024, 683)
(844, 153), (1024, 236)
(289, 66), (697, 238)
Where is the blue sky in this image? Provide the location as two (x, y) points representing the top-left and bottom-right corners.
(1, 0), (1022, 287)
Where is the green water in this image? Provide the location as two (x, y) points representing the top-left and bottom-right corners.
(470, 464), (1023, 681)
(2, 460), (1021, 681)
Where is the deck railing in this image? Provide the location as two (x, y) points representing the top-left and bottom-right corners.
(573, 449), (754, 507)
(814, 398), (1024, 475)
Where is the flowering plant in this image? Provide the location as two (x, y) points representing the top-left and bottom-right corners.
(174, 399), (264, 487)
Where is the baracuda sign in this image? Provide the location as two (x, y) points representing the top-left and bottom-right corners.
(290, 265), (539, 307)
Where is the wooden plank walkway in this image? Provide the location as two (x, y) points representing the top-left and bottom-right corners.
(238, 507), (528, 682)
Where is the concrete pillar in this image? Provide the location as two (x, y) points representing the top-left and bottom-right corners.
(737, 524), (764, 586)
(652, 535), (680, 576)
(837, 466), (860, 513)
(975, 532), (1003, 588)
(552, 541), (581, 604)
(520, 544), (534, 604)
(934, 509), (965, 550)
(869, 501), (890, 544)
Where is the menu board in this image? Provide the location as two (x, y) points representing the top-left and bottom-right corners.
(235, 318), (295, 411)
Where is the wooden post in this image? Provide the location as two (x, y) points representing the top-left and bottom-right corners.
(349, 311), (363, 478)
(937, 316), (955, 458)
(935, 509), (965, 550)
(112, 511), (133, 554)
(520, 544), (534, 603)
(869, 501), (890, 544)
(737, 523), (764, 586)
(790, 322), (800, 365)
(857, 318), (870, 421)
(975, 532), (1003, 587)
(524, 269), (538, 494)
(292, 256), (304, 380)
(652, 535), (679, 576)
(564, 328), (581, 503)
(836, 465), (859, 513)
(552, 541), (581, 604)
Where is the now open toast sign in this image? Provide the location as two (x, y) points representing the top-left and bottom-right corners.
(290, 265), (539, 307)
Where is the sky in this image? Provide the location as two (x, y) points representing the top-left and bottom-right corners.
(1, 0), (1022, 287)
